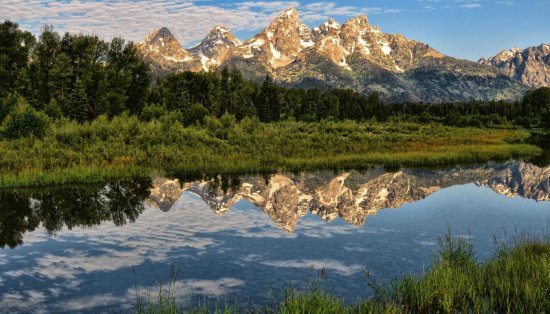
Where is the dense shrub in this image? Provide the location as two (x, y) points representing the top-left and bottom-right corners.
(0, 93), (23, 123)
(141, 103), (166, 121)
(184, 103), (209, 126)
(1, 96), (50, 139)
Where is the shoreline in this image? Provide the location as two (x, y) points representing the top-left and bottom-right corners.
(0, 119), (542, 188)
(0, 144), (541, 188)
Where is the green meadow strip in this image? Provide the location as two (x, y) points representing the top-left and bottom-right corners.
(0, 117), (541, 188)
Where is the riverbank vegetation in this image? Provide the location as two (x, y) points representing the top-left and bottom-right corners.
(0, 21), (547, 187)
(136, 234), (550, 313)
(0, 111), (539, 187)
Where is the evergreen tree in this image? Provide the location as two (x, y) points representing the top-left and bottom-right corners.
(256, 95), (269, 122)
(48, 52), (73, 103)
(96, 77), (128, 117)
(230, 66), (243, 91)
(541, 110), (550, 130)
(319, 94), (339, 120)
(258, 74), (279, 122)
(0, 21), (35, 97)
(66, 77), (91, 122)
(0, 93), (24, 123)
(123, 42), (150, 114)
(282, 89), (303, 119)
(230, 92), (256, 120)
(219, 66), (230, 115)
(174, 88), (192, 113)
(15, 67), (39, 107)
(33, 25), (61, 104)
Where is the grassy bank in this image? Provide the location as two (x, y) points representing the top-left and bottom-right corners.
(136, 234), (550, 313)
(0, 114), (541, 187)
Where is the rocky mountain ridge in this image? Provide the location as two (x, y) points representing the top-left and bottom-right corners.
(189, 25), (243, 71)
(147, 162), (550, 233)
(138, 7), (528, 103)
(479, 44), (550, 89)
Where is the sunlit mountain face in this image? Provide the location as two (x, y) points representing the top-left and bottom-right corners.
(479, 44), (550, 89)
(137, 7), (530, 103)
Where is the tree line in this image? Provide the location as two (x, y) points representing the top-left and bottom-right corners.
(1, 20), (549, 140)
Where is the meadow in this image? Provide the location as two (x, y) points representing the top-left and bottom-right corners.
(0, 114), (540, 188)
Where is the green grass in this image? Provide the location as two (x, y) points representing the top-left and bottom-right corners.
(0, 114), (542, 187)
(353, 233), (550, 313)
(135, 232), (550, 313)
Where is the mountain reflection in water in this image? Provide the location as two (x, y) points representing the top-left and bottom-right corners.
(149, 161), (550, 232)
(0, 161), (549, 249)
(0, 161), (550, 313)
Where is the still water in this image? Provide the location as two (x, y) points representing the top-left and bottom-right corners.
(0, 161), (549, 313)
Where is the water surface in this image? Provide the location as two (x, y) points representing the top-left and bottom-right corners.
(0, 161), (549, 313)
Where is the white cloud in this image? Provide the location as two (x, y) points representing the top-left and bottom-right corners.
(55, 293), (123, 312)
(133, 277), (245, 299)
(0, 290), (48, 314)
(259, 258), (365, 276)
(460, 3), (482, 8)
(417, 0), (484, 10)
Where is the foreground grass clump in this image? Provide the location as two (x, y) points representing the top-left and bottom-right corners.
(0, 114), (541, 187)
(356, 234), (550, 313)
(137, 234), (550, 313)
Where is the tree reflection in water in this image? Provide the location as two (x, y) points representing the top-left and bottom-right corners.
(0, 178), (152, 249)
(2, 160), (550, 249)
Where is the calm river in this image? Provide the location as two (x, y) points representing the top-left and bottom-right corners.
(1, 161), (549, 313)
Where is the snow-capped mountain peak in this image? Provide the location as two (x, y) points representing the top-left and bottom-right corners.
(138, 27), (192, 64)
(189, 25), (242, 70)
(137, 7), (529, 103)
(232, 6), (310, 67)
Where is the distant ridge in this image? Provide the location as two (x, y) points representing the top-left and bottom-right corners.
(479, 44), (550, 89)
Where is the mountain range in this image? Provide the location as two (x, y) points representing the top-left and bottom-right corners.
(479, 44), (550, 89)
(147, 162), (550, 233)
(137, 7), (548, 103)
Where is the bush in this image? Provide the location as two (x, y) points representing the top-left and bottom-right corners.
(204, 115), (224, 139)
(44, 98), (63, 120)
(0, 93), (24, 123)
(238, 115), (261, 133)
(1, 96), (50, 139)
(183, 103), (209, 126)
(141, 103), (166, 121)
(220, 112), (236, 130)
(516, 116), (532, 129)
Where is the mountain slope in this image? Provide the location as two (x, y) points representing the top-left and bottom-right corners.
(479, 44), (550, 88)
(138, 8), (527, 103)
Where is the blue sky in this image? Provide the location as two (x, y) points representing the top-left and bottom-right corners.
(1, 0), (548, 61)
